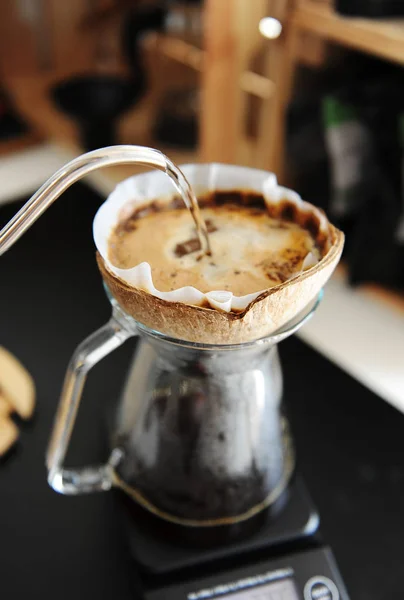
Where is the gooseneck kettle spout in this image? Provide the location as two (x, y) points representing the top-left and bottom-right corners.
(0, 145), (210, 256)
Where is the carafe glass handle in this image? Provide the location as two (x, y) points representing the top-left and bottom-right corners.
(46, 304), (137, 495)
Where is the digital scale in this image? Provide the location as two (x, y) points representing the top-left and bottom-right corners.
(120, 478), (350, 600)
(149, 547), (344, 600)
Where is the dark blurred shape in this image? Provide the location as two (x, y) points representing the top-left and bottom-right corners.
(0, 89), (28, 142)
(288, 53), (404, 289)
(51, 4), (167, 151)
(323, 56), (403, 288)
(153, 89), (198, 149)
(52, 75), (142, 151)
(287, 67), (331, 213)
(336, 0), (404, 17)
(149, 1), (202, 149)
(122, 4), (167, 74)
(79, 0), (139, 31)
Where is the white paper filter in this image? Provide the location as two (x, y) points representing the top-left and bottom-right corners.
(93, 164), (326, 313)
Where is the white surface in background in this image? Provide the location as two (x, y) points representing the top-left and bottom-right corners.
(0, 143), (119, 205)
(1, 144), (403, 412)
(298, 274), (404, 413)
(0, 143), (72, 205)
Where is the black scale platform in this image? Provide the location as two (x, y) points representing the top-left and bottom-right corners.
(119, 477), (319, 577)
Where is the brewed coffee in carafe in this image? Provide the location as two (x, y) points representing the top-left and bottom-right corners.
(111, 311), (294, 526)
(0, 147), (343, 544)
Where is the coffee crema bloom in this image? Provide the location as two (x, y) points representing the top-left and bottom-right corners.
(94, 164), (343, 343)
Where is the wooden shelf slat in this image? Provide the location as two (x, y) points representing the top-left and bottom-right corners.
(292, 2), (404, 64)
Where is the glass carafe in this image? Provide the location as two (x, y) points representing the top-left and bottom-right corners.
(46, 291), (320, 528)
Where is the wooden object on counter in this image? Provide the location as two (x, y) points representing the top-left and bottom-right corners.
(0, 416), (18, 457)
(0, 395), (11, 417)
(0, 347), (36, 457)
(0, 347), (35, 420)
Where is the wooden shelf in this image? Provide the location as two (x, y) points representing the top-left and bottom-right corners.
(152, 34), (274, 100)
(293, 1), (404, 64)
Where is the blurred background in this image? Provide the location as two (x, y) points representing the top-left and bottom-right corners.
(0, 0), (403, 410)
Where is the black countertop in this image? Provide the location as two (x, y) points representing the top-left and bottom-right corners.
(1, 186), (403, 600)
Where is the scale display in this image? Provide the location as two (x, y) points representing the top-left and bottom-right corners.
(146, 547), (347, 600)
(216, 578), (298, 600)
